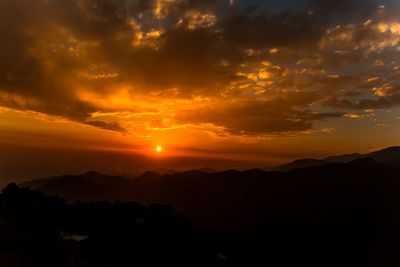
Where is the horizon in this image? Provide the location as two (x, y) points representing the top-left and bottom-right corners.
(1, 144), (398, 188)
(1, 0), (400, 184)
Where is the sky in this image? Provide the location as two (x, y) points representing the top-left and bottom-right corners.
(0, 0), (400, 183)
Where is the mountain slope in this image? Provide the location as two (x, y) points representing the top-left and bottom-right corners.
(276, 158), (330, 171)
(276, 146), (400, 171)
(19, 159), (400, 232)
(21, 171), (134, 201)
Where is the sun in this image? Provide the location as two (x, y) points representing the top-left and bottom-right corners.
(155, 146), (163, 153)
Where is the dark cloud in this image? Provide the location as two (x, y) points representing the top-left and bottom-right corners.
(86, 120), (128, 132)
(121, 27), (231, 93)
(175, 99), (343, 135)
(330, 94), (400, 110)
(307, 0), (376, 24)
(221, 10), (323, 52)
(0, 0), (398, 136)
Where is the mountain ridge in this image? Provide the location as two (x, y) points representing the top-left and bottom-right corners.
(276, 146), (400, 171)
(18, 152), (400, 231)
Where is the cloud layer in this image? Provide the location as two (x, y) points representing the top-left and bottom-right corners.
(0, 0), (399, 136)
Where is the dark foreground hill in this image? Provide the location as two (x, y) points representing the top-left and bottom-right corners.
(21, 158), (400, 232)
(0, 184), (215, 266)
(14, 158), (400, 266)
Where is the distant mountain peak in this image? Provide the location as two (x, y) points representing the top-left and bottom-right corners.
(324, 153), (362, 163)
(276, 146), (400, 171)
(84, 170), (104, 176)
(377, 146), (400, 152)
(276, 159), (330, 171)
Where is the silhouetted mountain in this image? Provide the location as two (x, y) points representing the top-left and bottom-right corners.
(365, 146), (400, 162)
(152, 168), (179, 175)
(276, 158), (330, 171)
(324, 152), (363, 162)
(276, 146), (400, 171)
(21, 171), (133, 201)
(149, 167), (215, 176)
(193, 167), (216, 173)
(20, 158), (400, 231)
(9, 158), (400, 266)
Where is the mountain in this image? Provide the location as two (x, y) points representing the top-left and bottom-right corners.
(20, 158), (400, 232)
(150, 167), (216, 175)
(365, 146), (400, 162)
(152, 168), (179, 175)
(21, 171), (134, 201)
(276, 158), (330, 171)
(13, 150), (400, 266)
(324, 153), (363, 162)
(16, 158), (400, 265)
(276, 146), (400, 171)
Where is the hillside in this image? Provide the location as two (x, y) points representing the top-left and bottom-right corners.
(13, 157), (400, 266)
(21, 158), (400, 232)
(276, 146), (400, 171)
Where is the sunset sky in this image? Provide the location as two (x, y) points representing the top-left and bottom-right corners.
(1, 0), (400, 182)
